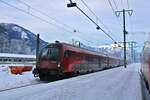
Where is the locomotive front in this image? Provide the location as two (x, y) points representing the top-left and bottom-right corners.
(33, 43), (63, 80)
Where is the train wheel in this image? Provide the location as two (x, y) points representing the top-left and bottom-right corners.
(73, 72), (79, 76)
(86, 70), (90, 74)
(39, 74), (57, 81)
(145, 80), (150, 91)
(75, 71), (80, 76)
(39, 73), (46, 81)
(64, 72), (75, 78)
(47, 75), (57, 81)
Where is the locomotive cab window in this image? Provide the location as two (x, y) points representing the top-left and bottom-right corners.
(39, 47), (59, 61)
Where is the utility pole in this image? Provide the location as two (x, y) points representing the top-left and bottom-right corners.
(116, 9), (133, 68)
(129, 41), (137, 62)
(36, 34), (40, 68)
(118, 41), (137, 63)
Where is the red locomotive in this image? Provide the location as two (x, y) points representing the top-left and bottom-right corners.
(141, 41), (150, 92)
(33, 41), (124, 81)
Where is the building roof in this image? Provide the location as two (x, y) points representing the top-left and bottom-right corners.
(0, 53), (36, 59)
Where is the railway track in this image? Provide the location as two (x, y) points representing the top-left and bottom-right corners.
(0, 66), (122, 93)
(0, 81), (44, 92)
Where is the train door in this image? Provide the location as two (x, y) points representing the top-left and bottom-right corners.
(98, 57), (101, 68)
(80, 55), (84, 71)
(107, 57), (109, 67)
(62, 50), (74, 72)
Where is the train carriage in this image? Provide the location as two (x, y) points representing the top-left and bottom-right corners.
(33, 42), (123, 81)
(141, 41), (150, 91)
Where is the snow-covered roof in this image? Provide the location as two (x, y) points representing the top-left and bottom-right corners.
(0, 53), (36, 59)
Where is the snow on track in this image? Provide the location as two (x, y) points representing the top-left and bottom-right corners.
(0, 63), (142, 100)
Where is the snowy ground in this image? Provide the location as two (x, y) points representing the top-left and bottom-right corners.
(0, 63), (142, 100)
(0, 64), (38, 91)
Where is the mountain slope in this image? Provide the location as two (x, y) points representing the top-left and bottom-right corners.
(0, 23), (48, 54)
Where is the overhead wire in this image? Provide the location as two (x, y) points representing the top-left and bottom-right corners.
(69, 8), (111, 45)
(68, 0), (123, 45)
(107, 0), (122, 27)
(68, 7), (112, 45)
(80, 0), (118, 41)
(18, 0), (103, 46)
(112, 0), (118, 10)
(80, 0), (98, 22)
(68, 9), (113, 46)
(77, 1), (117, 43)
(0, 0), (99, 46)
(0, 0), (114, 48)
(126, 0), (130, 9)
(121, 0), (125, 9)
(107, 0), (116, 13)
(68, 0), (116, 43)
(17, 0), (76, 31)
(125, 0), (133, 35)
(0, 0), (73, 33)
(75, 5), (118, 43)
(18, 0), (119, 46)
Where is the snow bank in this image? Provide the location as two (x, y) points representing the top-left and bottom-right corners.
(0, 64), (37, 90)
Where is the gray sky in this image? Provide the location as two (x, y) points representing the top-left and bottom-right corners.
(0, 0), (149, 50)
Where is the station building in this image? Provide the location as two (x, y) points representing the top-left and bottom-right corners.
(0, 53), (36, 63)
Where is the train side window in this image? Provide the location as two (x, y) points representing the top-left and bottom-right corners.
(88, 56), (92, 62)
(93, 57), (99, 63)
(64, 50), (74, 58)
(86, 56), (89, 61)
(99, 57), (102, 62)
(86, 56), (94, 62)
(81, 56), (84, 61)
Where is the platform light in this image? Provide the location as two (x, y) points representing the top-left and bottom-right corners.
(57, 64), (61, 68)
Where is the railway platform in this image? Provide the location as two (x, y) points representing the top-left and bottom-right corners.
(0, 63), (146, 100)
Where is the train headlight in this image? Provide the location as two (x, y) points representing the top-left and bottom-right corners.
(57, 64), (61, 68)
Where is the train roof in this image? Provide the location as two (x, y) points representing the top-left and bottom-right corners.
(47, 42), (122, 60)
(0, 53), (36, 59)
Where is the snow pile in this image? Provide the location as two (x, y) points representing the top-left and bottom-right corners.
(0, 64), (9, 73)
(0, 64), (37, 90)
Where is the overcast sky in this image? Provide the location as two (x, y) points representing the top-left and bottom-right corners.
(0, 0), (149, 51)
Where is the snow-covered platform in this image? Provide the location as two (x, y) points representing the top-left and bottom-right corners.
(0, 63), (142, 100)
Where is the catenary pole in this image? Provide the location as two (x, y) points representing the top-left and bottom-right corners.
(116, 9), (133, 68)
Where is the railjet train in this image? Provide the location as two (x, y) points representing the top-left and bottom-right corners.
(141, 37), (150, 92)
(33, 41), (124, 81)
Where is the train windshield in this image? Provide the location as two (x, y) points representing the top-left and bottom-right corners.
(40, 47), (59, 61)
